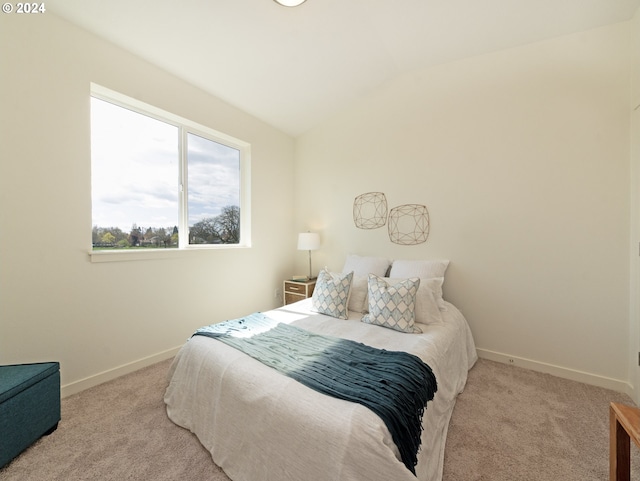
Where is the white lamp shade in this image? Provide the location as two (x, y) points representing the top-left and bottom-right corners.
(297, 232), (320, 251)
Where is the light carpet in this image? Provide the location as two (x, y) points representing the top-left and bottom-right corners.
(1, 357), (638, 480)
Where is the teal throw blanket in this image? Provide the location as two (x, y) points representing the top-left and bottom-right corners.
(193, 313), (437, 475)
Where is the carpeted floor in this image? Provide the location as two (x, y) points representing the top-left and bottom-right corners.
(1, 357), (638, 480)
(444, 359), (640, 480)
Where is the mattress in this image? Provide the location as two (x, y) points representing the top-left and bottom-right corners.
(164, 298), (477, 481)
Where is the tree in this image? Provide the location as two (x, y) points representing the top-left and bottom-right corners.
(171, 225), (179, 246)
(101, 232), (116, 244)
(188, 205), (239, 244)
(214, 205), (240, 243)
(190, 217), (219, 244)
(129, 224), (143, 246)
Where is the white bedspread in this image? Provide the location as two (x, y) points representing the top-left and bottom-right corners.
(164, 299), (477, 481)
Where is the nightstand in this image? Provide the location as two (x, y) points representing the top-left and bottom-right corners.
(283, 279), (316, 305)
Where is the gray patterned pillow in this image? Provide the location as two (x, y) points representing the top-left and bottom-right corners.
(311, 269), (354, 320)
(361, 274), (421, 333)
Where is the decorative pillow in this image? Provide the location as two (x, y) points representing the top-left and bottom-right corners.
(311, 269), (354, 320)
(361, 274), (421, 333)
(347, 275), (368, 313)
(342, 254), (391, 277)
(362, 277), (445, 324)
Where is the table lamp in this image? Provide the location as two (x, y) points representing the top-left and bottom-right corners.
(297, 232), (320, 280)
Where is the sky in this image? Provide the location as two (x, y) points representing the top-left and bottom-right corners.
(90, 97), (240, 233)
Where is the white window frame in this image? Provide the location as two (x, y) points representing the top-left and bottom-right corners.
(89, 83), (251, 263)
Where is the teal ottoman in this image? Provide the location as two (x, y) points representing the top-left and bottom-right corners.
(0, 362), (60, 468)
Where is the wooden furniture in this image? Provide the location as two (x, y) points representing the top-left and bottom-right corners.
(283, 279), (316, 305)
(610, 402), (640, 481)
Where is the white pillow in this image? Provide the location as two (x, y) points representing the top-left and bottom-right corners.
(347, 275), (368, 313)
(389, 277), (443, 325)
(361, 275), (421, 333)
(311, 269), (354, 320)
(389, 259), (449, 310)
(342, 254), (391, 277)
(388, 259), (450, 279)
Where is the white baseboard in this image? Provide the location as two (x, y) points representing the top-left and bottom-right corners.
(60, 346), (182, 398)
(476, 348), (634, 398)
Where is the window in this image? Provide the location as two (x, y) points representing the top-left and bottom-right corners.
(90, 84), (250, 258)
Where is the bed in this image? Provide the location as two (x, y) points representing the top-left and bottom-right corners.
(164, 256), (477, 481)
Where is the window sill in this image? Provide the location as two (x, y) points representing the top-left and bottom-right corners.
(89, 244), (250, 263)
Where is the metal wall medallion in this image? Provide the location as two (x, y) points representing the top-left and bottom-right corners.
(353, 192), (388, 229)
(388, 204), (430, 245)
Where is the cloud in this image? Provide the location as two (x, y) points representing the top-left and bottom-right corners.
(91, 96), (241, 232)
(186, 133), (240, 223)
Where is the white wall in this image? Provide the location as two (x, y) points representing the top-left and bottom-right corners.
(0, 13), (296, 395)
(295, 21), (633, 392)
(1, 10), (635, 398)
(630, 8), (640, 402)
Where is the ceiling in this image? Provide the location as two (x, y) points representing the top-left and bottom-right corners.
(49, 0), (640, 137)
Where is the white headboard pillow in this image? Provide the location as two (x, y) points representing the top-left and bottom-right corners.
(347, 275), (369, 313)
(388, 259), (450, 311)
(342, 254), (391, 277)
(388, 259), (450, 279)
(342, 255), (392, 313)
